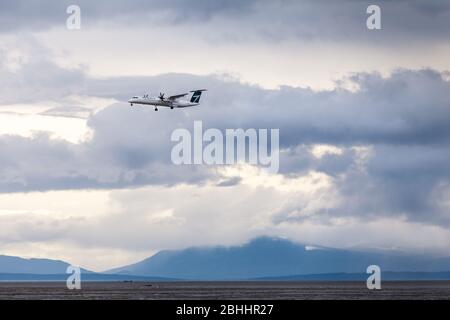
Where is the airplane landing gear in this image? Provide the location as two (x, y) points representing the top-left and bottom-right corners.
(170, 106), (174, 110)
(155, 107), (158, 111)
(130, 103), (133, 107)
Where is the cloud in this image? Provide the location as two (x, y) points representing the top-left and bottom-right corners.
(0, 0), (258, 32)
(1, 48), (450, 228)
(3, 41), (450, 147)
(1, 172), (449, 271)
(0, 33), (450, 240)
(216, 176), (242, 187)
(0, 36), (87, 105)
(0, 42), (450, 223)
(1, 0), (449, 46)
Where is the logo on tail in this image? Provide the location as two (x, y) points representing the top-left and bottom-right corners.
(190, 89), (207, 104)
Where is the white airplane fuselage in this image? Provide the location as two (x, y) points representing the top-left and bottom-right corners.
(128, 96), (199, 109)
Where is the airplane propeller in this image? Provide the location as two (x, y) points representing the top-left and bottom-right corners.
(159, 92), (165, 100)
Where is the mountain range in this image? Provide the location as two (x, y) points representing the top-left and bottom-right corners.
(2, 237), (450, 281)
(0, 255), (84, 274)
(107, 237), (450, 280)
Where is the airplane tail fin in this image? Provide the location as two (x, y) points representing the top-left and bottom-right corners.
(190, 89), (207, 104)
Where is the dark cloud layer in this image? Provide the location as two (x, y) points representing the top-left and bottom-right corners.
(1, 24), (450, 228)
(0, 0), (257, 32)
(1, 47), (450, 227)
(0, 0), (449, 44)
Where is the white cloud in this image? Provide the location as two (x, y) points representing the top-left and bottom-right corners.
(311, 144), (344, 159)
(0, 112), (91, 143)
(1, 166), (449, 271)
(35, 25), (450, 90)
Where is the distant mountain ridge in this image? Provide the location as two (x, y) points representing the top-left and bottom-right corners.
(0, 255), (85, 274)
(0, 273), (175, 281)
(0, 255), (175, 281)
(2, 237), (450, 281)
(107, 237), (450, 280)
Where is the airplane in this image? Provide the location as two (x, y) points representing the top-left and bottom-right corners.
(128, 89), (207, 111)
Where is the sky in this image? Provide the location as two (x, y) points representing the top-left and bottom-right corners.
(0, 0), (450, 271)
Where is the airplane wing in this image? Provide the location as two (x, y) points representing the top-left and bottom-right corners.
(168, 93), (189, 100)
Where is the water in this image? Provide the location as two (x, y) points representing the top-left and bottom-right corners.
(1, 281), (450, 300)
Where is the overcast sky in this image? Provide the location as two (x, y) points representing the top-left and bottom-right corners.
(0, 0), (450, 271)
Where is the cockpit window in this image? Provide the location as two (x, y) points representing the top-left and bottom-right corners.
(133, 96), (139, 99)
